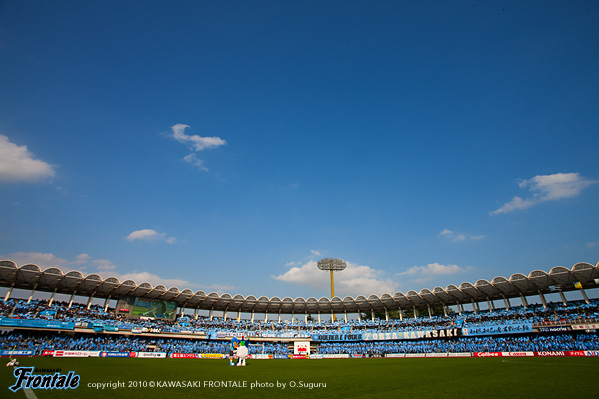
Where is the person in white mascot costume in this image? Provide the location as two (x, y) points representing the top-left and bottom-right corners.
(230, 336), (249, 366)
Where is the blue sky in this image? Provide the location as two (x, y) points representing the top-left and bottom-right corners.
(1, 1), (598, 303)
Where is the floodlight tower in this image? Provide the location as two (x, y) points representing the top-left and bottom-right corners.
(317, 258), (347, 321)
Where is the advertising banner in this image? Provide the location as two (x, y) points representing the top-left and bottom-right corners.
(251, 354), (273, 360)
(200, 354), (224, 359)
(0, 350), (34, 356)
(0, 318), (75, 330)
(53, 351), (91, 358)
(462, 323), (532, 336)
(99, 352), (131, 358)
(294, 341), (310, 355)
(171, 353), (198, 359)
(572, 324), (599, 330)
(501, 352), (534, 357)
(292, 354), (307, 359)
(311, 333), (364, 342)
(364, 329), (461, 341)
(536, 326), (571, 333)
(136, 352), (167, 358)
(322, 354), (350, 359)
(473, 352), (502, 357)
(447, 353), (472, 357)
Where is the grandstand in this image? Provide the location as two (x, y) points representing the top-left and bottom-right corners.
(1, 259), (599, 359)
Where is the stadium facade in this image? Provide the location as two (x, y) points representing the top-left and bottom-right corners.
(1, 260), (598, 322)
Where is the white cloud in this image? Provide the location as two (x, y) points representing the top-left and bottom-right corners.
(183, 153), (209, 171)
(492, 173), (598, 215)
(5, 252), (68, 268)
(126, 229), (176, 244)
(310, 249), (321, 256)
(396, 262), (469, 284)
(99, 270), (193, 289)
(0, 135), (55, 183)
(587, 241), (599, 248)
(439, 229), (485, 242)
(172, 124), (226, 151)
(93, 259), (116, 271)
(272, 260), (398, 296)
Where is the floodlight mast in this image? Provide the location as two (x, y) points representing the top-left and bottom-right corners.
(317, 258), (347, 321)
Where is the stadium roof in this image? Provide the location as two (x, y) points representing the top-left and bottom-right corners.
(1, 260), (598, 314)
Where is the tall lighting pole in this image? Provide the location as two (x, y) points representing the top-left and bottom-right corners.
(317, 258), (347, 321)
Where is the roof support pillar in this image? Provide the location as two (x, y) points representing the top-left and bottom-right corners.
(278, 311), (281, 323)
(68, 291), (76, 309)
(558, 291), (567, 306)
(27, 284), (38, 304)
(371, 310), (375, 322)
(413, 306), (418, 319)
(86, 293), (94, 310)
(487, 298), (495, 311)
(318, 312), (321, 323)
(223, 309), (228, 321)
(385, 309), (389, 322)
(103, 296), (111, 312)
(538, 292), (548, 309)
(520, 294), (528, 308)
(209, 308), (214, 321)
(49, 290), (57, 307)
(4, 285), (14, 302)
(471, 300), (477, 314)
(502, 295), (511, 310)
(357, 312), (361, 322)
(578, 285), (590, 304)
(264, 312), (268, 323)
(399, 309), (404, 321)
(344, 312), (348, 323)
(443, 305), (448, 317)
(194, 307), (198, 318)
(427, 305), (432, 319)
(250, 311), (254, 323)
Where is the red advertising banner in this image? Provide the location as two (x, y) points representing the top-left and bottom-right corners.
(473, 352), (502, 357)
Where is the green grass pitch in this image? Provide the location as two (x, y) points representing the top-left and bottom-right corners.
(2, 357), (597, 399)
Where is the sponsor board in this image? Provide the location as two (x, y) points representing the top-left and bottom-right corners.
(350, 354), (364, 358)
(447, 352), (472, 357)
(294, 341), (310, 355)
(292, 354), (307, 359)
(572, 324), (599, 330)
(136, 352), (167, 358)
(534, 352), (566, 357)
(322, 354), (350, 359)
(53, 351), (91, 358)
(99, 352), (131, 358)
(426, 353), (448, 358)
(463, 323), (533, 337)
(473, 352), (502, 357)
(309, 354), (324, 359)
(251, 354), (272, 360)
(42, 350), (55, 356)
(585, 351), (599, 357)
(200, 354), (224, 359)
(0, 350), (34, 356)
(536, 326), (572, 333)
(385, 354), (406, 358)
(404, 353), (426, 358)
(171, 353), (198, 359)
(501, 352), (534, 357)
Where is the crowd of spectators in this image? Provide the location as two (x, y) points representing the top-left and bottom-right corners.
(317, 334), (599, 355)
(1, 297), (598, 337)
(0, 331), (289, 355)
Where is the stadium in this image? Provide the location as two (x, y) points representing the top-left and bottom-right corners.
(1, 259), (599, 398)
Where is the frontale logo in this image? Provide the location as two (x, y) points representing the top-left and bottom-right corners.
(9, 367), (80, 392)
